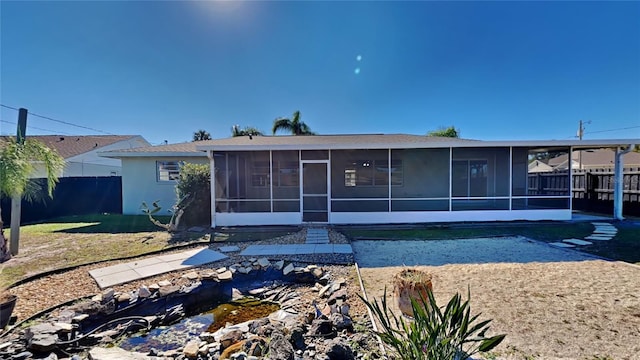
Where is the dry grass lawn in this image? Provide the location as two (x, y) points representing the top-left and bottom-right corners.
(359, 260), (640, 360)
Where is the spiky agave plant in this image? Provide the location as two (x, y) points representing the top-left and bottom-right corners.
(359, 287), (505, 360)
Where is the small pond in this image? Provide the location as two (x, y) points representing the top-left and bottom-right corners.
(119, 298), (279, 352)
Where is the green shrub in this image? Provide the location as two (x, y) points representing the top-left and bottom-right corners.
(176, 163), (211, 227)
(359, 287), (505, 360)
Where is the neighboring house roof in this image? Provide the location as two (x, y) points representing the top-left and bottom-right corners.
(99, 134), (639, 157)
(528, 160), (554, 173)
(0, 135), (144, 159)
(549, 149), (640, 169)
(100, 141), (206, 158)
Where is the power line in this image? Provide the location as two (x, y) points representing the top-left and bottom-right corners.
(0, 119), (74, 135)
(584, 126), (640, 135)
(1, 104), (115, 135)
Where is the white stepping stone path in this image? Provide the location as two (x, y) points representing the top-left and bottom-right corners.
(563, 238), (593, 246)
(585, 235), (614, 241)
(593, 229), (617, 235)
(550, 242), (575, 248)
(556, 222), (617, 249)
(583, 222), (617, 241)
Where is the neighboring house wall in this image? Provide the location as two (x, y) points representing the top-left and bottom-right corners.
(121, 156), (208, 216)
(30, 136), (150, 178)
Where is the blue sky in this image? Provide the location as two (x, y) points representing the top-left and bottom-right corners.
(1, 1), (639, 145)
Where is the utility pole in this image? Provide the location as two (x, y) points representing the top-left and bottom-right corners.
(10, 108), (28, 256)
(577, 120), (591, 170)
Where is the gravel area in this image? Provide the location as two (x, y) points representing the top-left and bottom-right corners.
(7, 228), (358, 323)
(352, 235), (598, 267)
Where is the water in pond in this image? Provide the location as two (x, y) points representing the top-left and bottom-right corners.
(119, 298), (279, 352)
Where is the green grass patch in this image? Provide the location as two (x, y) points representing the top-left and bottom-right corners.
(19, 214), (172, 234)
(2, 214), (300, 287)
(1, 214), (201, 286)
(578, 225), (640, 264)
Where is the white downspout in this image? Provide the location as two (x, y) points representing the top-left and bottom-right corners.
(613, 144), (635, 221)
(208, 150), (216, 228)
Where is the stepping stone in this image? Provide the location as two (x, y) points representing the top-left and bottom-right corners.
(563, 239), (593, 246)
(593, 232), (617, 237)
(218, 246), (241, 253)
(549, 242), (575, 248)
(585, 235), (613, 241)
(593, 229), (617, 234)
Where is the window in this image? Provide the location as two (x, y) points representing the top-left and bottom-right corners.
(273, 161), (299, 187)
(452, 160), (488, 197)
(345, 159), (402, 187)
(251, 161), (270, 187)
(157, 161), (181, 181)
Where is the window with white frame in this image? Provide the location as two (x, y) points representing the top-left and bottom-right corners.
(345, 159), (403, 187)
(157, 161), (181, 182)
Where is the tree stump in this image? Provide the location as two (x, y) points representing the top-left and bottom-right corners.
(393, 268), (433, 318)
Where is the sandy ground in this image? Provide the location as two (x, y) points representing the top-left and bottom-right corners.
(354, 238), (640, 360)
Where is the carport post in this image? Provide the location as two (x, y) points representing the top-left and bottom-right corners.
(613, 145), (635, 221)
(208, 150), (216, 228)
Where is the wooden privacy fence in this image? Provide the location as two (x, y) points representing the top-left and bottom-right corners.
(528, 168), (640, 217)
(0, 176), (122, 224)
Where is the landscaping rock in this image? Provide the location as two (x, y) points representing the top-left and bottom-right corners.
(218, 270), (233, 281)
(25, 323), (60, 352)
(158, 284), (180, 297)
(308, 319), (333, 336)
(137, 286), (152, 298)
(268, 332), (294, 360)
(257, 258), (270, 268)
(220, 329), (244, 349)
(274, 260), (285, 270)
(288, 325), (306, 350)
(330, 313), (353, 331)
(89, 346), (150, 359)
(11, 352), (34, 360)
(324, 337), (355, 360)
(283, 263), (295, 276)
(183, 271), (199, 280)
(327, 289), (347, 304)
(183, 340), (201, 358)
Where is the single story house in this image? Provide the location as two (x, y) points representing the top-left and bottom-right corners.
(102, 134), (637, 227)
(548, 148), (640, 170)
(0, 135), (151, 177)
(100, 142), (209, 215)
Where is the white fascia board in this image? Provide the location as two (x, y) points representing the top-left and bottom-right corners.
(98, 151), (207, 159)
(196, 138), (639, 152)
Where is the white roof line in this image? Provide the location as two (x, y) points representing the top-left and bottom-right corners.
(197, 139), (639, 152)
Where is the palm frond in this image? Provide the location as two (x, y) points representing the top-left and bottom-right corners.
(272, 118), (293, 134)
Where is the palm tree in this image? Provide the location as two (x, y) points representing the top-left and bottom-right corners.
(427, 126), (460, 138)
(192, 130), (212, 141)
(0, 138), (64, 261)
(231, 125), (264, 137)
(272, 111), (315, 135)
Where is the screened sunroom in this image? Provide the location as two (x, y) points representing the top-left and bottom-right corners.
(196, 135), (634, 227)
